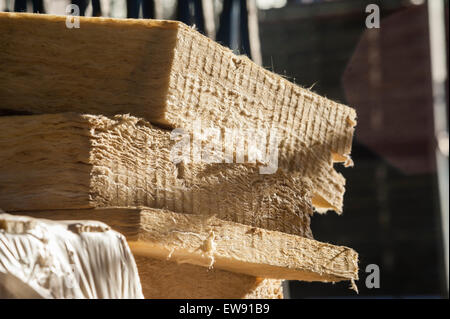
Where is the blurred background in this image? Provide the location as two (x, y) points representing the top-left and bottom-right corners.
(0, 0), (448, 299)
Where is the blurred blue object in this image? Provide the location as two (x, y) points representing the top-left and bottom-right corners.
(176, 0), (205, 34)
(71, 0), (101, 16)
(217, 0), (251, 57)
(126, 0), (154, 19)
(13, 0), (44, 13)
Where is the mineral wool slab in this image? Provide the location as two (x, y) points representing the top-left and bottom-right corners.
(0, 113), (314, 237)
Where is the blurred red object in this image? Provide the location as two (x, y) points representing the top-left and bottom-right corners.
(343, 4), (438, 175)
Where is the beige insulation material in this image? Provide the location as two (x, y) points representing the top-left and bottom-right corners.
(0, 12), (357, 213)
(134, 255), (283, 299)
(0, 212), (144, 299)
(0, 113), (313, 237)
(13, 208), (359, 283)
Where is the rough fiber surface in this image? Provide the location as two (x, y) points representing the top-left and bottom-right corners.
(0, 113), (313, 237)
(0, 12), (356, 213)
(130, 208), (359, 282)
(134, 255), (283, 299)
(14, 208), (358, 283)
(0, 212), (143, 299)
(168, 25), (357, 213)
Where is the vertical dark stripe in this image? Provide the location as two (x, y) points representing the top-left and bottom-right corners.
(217, 0), (251, 57)
(32, 0), (45, 13)
(72, 0), (87, 16)
(217, 0), (232, 46)
(14, 0), (27, 12)
(127, 0), (139, 18)
(142, 0), (155, 19)
(240, 0), (251, 58)
(176, 0), (205, 34)
(91, 0), (102, 16)
(176, 0), (192, 25)
(193, 0), (205, 34)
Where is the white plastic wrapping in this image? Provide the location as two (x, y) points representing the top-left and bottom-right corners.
(0, 213), (144, 299)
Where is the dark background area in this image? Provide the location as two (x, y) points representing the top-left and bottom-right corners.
(257, 0), (448, 298)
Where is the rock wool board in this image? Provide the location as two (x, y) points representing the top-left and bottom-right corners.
(0, 113), (313, 237)
(0, 12), (356, 213)
(134, 255), (284, 299)
(14, 208), (359, 283)
(0, 213), (143, 299)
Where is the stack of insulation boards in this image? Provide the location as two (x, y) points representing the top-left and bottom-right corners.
(0, 12), (359, 299)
